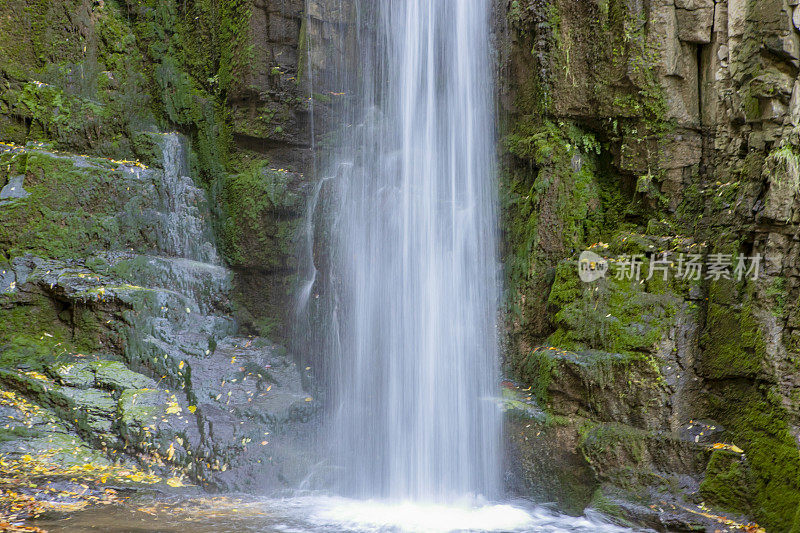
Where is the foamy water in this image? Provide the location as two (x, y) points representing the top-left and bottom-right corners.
(35, 494), (641, 532)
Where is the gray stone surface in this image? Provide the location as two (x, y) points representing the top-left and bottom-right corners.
(0, 175), (30, 203)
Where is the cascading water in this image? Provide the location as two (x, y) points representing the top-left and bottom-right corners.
(314, 0), (501, 502)
(154, 133), (220, 265)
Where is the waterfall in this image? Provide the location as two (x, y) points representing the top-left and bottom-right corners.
(154, 133), (220, 265)
(311, 0), (501, 502)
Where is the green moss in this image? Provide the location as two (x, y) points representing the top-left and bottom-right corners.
(219, 161), (301, 270)
(0, 336), (58, 370)
(502, 119), (611, 319)
(0, 426), (42, 443)
(0, 280), (106, 374)
(73, 306), (102, 353)
(130, 132), (163, 168)
(700, 283), (765, 379)
(579, 422), (648, 477)
(518, 348), (560, 404)
(707, 383), (800, 532)
(252, 315), (281, 339)
(699, 451), (749, 513)
(743, 92), (761, 122)
(0, 1), (86, 78)
(698, 277), (800, 530)
(0, 0), (152, 158)
(546, 259), (679, 356)
(0, 150), (126, 258)
(126, 0), (252, 184)
(767, 277), (787, 317)
(0, 290), (76, 371)
(296, 15), (308, 85)
(518, 345), (663, 416)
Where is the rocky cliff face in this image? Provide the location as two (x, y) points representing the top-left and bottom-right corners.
(498, 0), (800, 530)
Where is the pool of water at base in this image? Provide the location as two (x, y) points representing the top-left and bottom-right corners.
(31, 493), (645, 533)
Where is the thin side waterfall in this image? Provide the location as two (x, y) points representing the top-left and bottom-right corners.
(309, 0), (502, 502)
(155, 133), (219, 265)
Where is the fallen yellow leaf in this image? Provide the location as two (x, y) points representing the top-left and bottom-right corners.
(166, 477), (184, 488)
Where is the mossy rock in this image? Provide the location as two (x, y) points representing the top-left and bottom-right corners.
(699, 450), (749, 514)
(50, 361), (95, 388)
(91, 360), (156, 392)
(699, 282), (766, 379)
(0, 336), (60, 371)
(219, 162), (303, 270)
(0, 149), (125, 259)
(50, 386), (117, 433)
(0, 0), (152, 158)
(501, 387), (550, 424)
(546, 259), (679, 356)
(505, 412), (597, 515)
(0, 291), (74, 347)
(0, 426), (43, 444)
(23, 432), (115, 469)
(118, 388), (166, 427)
(705, 381), (800, 531)
(587, 487), (639, 528)
(50, 387), (116, 415)
(578, 422), (649, 482)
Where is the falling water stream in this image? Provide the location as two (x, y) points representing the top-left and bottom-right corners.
(323, 0), (501, 501)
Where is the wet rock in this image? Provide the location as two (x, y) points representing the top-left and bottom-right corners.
(0, 263), (16, 295)
(118, 388), (169, 427)
(0, 175), (30, 203)
(50, 362), (95, 389)
(51, 387), (117, 433)
(92, 361), (156, 392)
